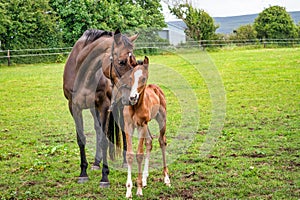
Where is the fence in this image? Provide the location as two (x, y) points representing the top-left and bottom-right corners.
(180, 38), (300, 49)
(1, 38), (300, 65)
(0, 47), (72, 65)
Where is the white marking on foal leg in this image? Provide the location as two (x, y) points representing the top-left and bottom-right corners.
(136, 187), (143, 196)
(164, 173), (171, 187)
(143, 135), (152, 187)
(142, 157), (149, 187)
(126, 166), (133, 198)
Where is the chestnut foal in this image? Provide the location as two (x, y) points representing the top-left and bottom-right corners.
(122, 57), (170, 198)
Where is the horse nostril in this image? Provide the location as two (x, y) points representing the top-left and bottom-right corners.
(130, 94), (137, 101)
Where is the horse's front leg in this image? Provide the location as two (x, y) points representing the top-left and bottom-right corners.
(142, 127), (152, 187)
(99, 105), (111, 188)
(119, 105), (128, 168)
(124, 121), (134, 198)
(90, 108), (102, 170)
(136, 126), (147, 196)
(112, 103), (127, 168)
(71, 104), (89, 183)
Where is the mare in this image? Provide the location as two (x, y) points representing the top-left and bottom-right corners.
(119, 57), (171, 198)
(63, 29), (138, 187)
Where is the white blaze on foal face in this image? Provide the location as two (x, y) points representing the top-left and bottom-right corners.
(130, 69), (143, 103)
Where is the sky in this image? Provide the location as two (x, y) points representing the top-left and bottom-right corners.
(161, 0), (300, 20)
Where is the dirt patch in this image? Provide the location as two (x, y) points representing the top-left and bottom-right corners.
(207, 154), (219, 159)
(283, 160), (300, 171)
(242, 151), (266, 158)
(160, 187), (198, 200)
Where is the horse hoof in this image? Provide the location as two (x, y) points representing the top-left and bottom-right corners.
(91, 165), (100, 170)
(122, 162), (128, 168)
(100, 182), (110, 188)
(78, 176), (89, 184)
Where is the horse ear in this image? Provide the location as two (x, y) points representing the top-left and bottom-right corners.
(144, 56), (149, 64)
(114, 28), (121, 44)
(143, 56), (149, 69)
(129, 33), (139, 43)
(115, 28), (121, 35)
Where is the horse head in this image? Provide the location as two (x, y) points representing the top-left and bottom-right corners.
(105, 29), (139, 85)
(117, 56), (149, 106)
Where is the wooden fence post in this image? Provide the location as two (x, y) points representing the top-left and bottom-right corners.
(7, 49), (10, 66)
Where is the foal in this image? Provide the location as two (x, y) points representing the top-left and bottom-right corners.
(122, 57), (170, 198)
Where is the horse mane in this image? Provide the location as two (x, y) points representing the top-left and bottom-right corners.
(83, 29), (113, 46)
(83, 29), (133, 49)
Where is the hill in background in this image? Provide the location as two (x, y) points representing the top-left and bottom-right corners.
(214, 11), (300, 34)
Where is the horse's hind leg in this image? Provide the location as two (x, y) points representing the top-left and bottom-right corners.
(71, 104), (89, 183)
(90, 108), (102, 170)
(157, 111), (171, 187)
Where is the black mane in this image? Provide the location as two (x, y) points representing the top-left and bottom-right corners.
(83, 29), (113, 46)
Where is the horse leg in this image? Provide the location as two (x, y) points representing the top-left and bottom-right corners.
(142, 127), (152, 187)
(157, 112), (171, 187)
(125, 122), (134, 198)
(136, 126), (147, 196)
(99, 106), (110, 188)
(71, 104), (89, 183)
(119, 105), (128, 168)
(112, 103), (127, 168)
(90, 108), (102, 170)
(122, 130), (128, 168)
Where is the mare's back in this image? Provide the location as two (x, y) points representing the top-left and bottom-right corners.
(63, 30), (113, 100)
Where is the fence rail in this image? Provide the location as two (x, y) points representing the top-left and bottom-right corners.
(1, 38), (300, 65)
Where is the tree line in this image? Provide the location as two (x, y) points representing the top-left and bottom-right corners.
(169, 3), (300, 42)
(1, 1), (299, 55)
(230, 6), (300, 41)
(0, 0), (165, 50)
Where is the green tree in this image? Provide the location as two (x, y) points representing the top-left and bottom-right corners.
(0, 0), (62, 50)
(297, 22), (300, 38)
(134, 0), (166, 29)
(0, 2), (11, 37)
(169, 3), (218, 41)
(49, 0), (94, 46)
(231, 24), (257, 41)
(49, 0), (166, 46)
(254, 5), (297, 39)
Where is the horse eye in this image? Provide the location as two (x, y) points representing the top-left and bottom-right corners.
(119, 60), (126, 66)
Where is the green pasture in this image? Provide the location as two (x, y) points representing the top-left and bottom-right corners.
(0, 48), (299, 199)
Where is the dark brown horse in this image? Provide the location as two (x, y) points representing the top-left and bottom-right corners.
(118, 57), (170, 198)
(63, 29), (138, 187)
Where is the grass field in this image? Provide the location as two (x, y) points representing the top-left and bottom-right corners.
(0, 48), (299, 199)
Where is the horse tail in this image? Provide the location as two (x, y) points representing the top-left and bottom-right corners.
(107, 109), (122, 160)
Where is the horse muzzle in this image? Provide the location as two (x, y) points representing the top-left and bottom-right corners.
(129, 93), (139, 105)
(121, 98), (131, 106)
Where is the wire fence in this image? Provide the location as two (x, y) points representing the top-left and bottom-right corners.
(195, 38), (300, 48)
(1, 38), (300, 65)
